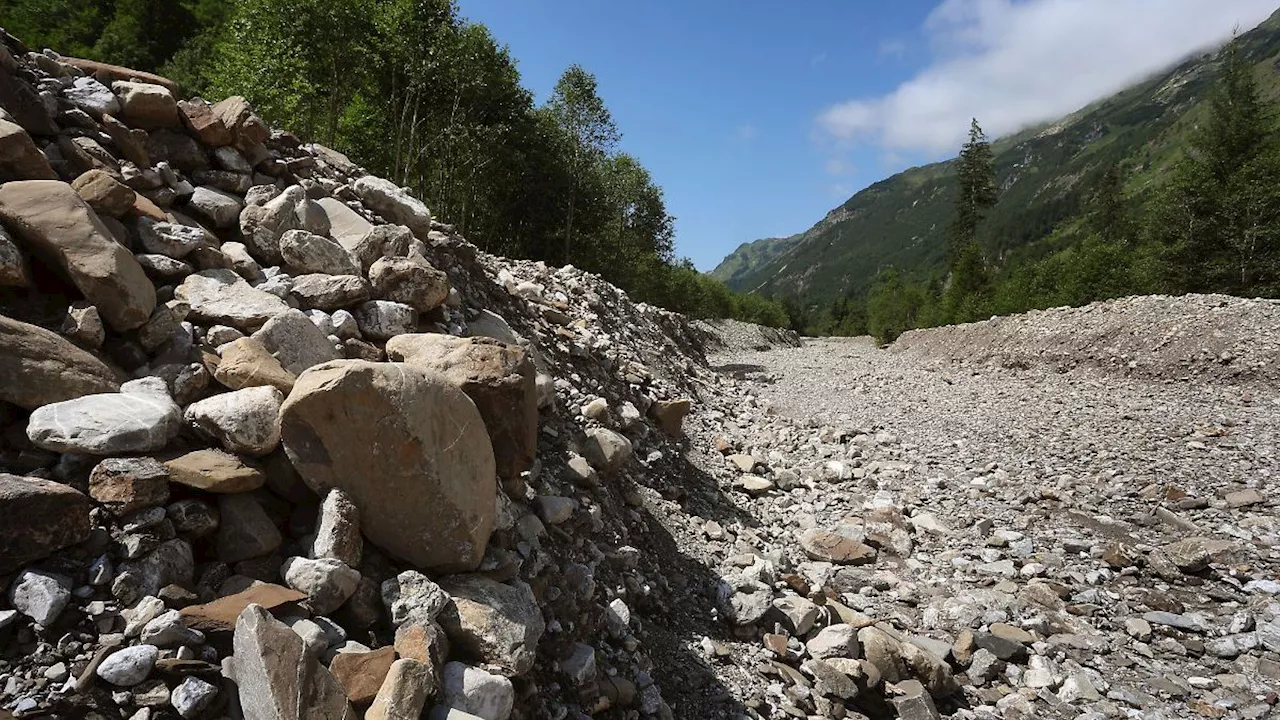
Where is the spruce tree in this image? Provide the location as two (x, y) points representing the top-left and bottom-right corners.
(946, 118), (998, 320)
(951, 118), (998, 258)
(1160, 36), (1280, 293)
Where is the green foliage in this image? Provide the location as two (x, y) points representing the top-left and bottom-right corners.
(0, 0), (786, 327)
(771, 26), (1280, 341)
(3, 0), (112, 58)
(724, 15), (1280, 306)
(866, 269), (929, 343)
(951, 119), (998, 256)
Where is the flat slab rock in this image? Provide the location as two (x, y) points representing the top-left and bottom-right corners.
(175, 269), (291, 331)
(180, 583), (307, 634)
(26, 377), (181, 455)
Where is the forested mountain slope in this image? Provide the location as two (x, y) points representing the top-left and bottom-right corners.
(718, 8), (1280, 308)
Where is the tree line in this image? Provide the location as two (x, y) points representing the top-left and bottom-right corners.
(5, 0), (791, 327)
(802, 38), (1280, 342)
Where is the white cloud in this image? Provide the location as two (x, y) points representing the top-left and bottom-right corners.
(817, 0), (1278, 156)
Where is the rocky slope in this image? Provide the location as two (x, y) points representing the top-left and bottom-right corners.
(0, 33), (713, 720)
(698, 295), (1280, 719)
(2, 28), (1280, 720)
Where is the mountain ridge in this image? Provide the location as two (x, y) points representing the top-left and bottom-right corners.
(712, 8), (1280, 308)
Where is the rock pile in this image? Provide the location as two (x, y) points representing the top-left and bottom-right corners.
(0, 34), (706, 720)
(6, 27), (1278, 720)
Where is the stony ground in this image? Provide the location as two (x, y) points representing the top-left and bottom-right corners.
(641, 300), (1280, 719)
(3, 30), (1280, 720)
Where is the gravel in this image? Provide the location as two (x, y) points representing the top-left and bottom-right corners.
(673, 295), (1280, 718)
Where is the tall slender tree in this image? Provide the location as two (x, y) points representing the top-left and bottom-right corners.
(545, 66), (620, 265)
(945, 118), (998, 320)
(951, 118), (998, 259)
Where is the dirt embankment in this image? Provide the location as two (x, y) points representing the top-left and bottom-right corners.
(890, 293), (1280, 384)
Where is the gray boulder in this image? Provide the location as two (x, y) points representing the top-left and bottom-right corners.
(229, 603), (355, 720)
(27, 377), (181, 454)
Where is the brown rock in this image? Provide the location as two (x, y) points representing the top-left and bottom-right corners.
(212, 96), (270, 145)
(213, 336), (297, 394)
(279, 360), (496, 572)
(180, 582), (307, 634)
(394, 622), (449, 671)
(0, 118), (56, 181)
(649, 398), (692, 435)
(0, 473), (92, 574)
(0, 181), (156, 330)
(365, 658), (430, 720)
(385, 335), (536, 488)
(72, 169), (136, 218)
(0, 313), (120, 409)
(100, 114), (150, 167)
(799, 527), (878, 565)
(111, 81), (179, 129)
(178, 98), (232, 147)
(131, 192), (167, 221)
(330, 646), (396, 706)
(164, 448), (266, 493)
(88, 456), (170, 514)
(60, 57), (178, 94)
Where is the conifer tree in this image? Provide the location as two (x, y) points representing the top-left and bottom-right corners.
(945, 118), (998, 320)
(951, 118), (998, 259)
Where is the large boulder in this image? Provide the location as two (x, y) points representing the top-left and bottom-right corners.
(386, 335), (536, 488)
(175, 269), (290, 331)
(229, 604), (356, 720)
(0, 474), (92, 574)
(0, 180), (155, 331)
(316, 198), (373, 250)
(0, 118), (56, 181)
(111, 80), (179, 129)
(352, 177), (432, 238)
(213, 336), (297, 394)
(0, 314), (120, 410)
(279, 360), (496, 572)
(368, 256), (450, 312)
(26, 377), (181, 455)
(437, 576), (544, 676)
(251, 309), (338, 375)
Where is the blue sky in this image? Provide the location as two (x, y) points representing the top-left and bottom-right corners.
(457, 0), (1277, 271)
